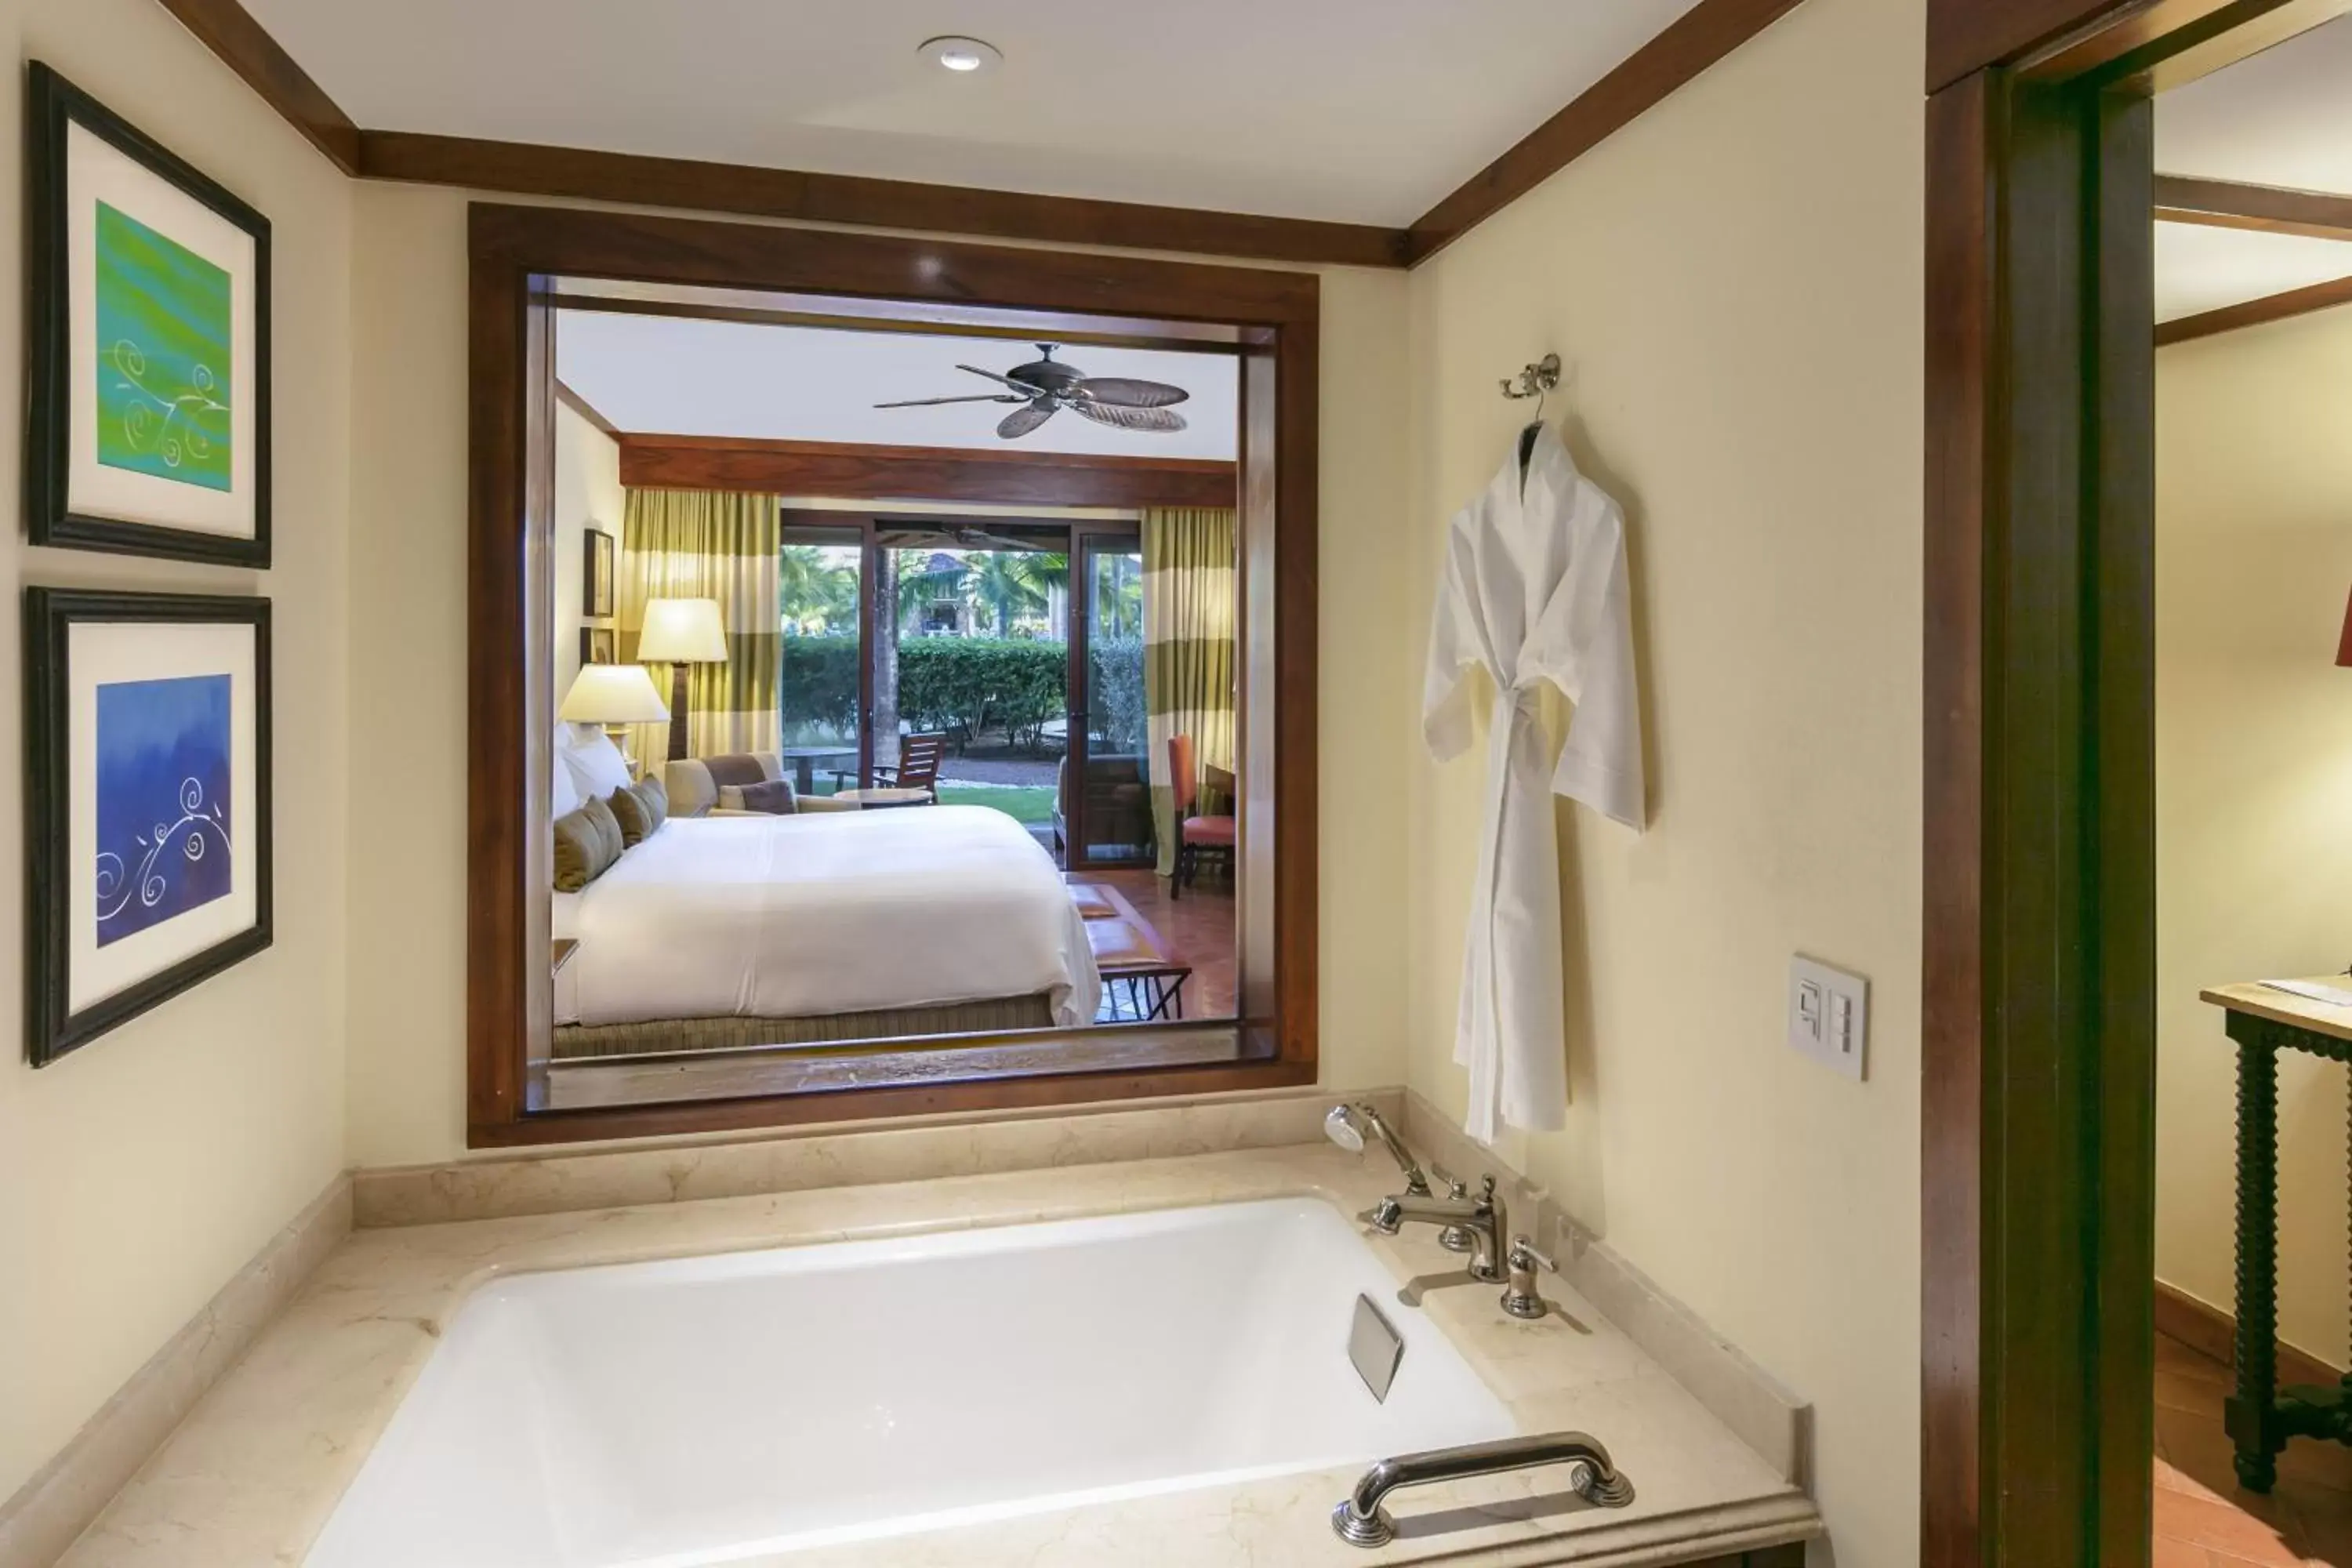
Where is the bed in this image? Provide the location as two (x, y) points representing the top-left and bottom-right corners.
(552, 804), (1101, 1058)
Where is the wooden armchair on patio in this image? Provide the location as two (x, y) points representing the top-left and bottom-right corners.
(831, 731), (946, 801)
(1167, 733), (1234, 899)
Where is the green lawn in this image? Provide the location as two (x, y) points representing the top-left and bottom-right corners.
(933, 784), (1057, 824)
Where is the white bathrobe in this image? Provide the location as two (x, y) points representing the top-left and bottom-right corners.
(1425, 422), (1645, 1143)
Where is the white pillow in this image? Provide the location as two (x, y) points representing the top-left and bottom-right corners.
(561, 727), (633, 801)
(550, 752), (583, 820)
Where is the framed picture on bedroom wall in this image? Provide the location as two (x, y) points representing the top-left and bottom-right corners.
(24, 588), (273, 1065)
(26, 63), (271, 568)
(580, 625), (616, 666)
(583, 528), (615, 618)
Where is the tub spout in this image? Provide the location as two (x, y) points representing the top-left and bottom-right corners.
(1367, 1183), (1507, 1283)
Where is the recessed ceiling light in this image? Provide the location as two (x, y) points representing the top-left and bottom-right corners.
(920, 36), (1002, 74)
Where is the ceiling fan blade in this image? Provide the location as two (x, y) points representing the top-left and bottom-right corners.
(1073, 401), (1187, 434)
(1073, 376), (1189, 408)
(873, 393), (1027, 408)
(958, 364), (1037, 391)
(996, 401), (1058, 439)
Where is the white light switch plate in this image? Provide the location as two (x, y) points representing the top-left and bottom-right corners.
(1788, 955), (1868, 1080)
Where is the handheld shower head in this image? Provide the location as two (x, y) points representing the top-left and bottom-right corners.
(1324, 1103), (1432, 1198)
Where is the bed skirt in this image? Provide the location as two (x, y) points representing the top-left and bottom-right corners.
(551, 994), (1059, 1059)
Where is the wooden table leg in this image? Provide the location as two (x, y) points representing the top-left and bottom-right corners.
(2227, 1028), (2282, 1491)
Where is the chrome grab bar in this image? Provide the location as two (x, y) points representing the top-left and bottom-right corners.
(1330, 1430), (1633, 1548)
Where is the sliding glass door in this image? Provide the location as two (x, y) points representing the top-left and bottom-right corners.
(1070, 531), (1152, 868)
(777, 522), (864, 797)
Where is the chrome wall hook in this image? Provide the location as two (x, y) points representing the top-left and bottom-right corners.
(1500, 353), (1563, 420)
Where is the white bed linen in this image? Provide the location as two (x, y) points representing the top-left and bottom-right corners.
(553, 806), (1099, 1029)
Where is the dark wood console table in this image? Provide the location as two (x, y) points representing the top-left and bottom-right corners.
(2201, 979), (2352, 1491)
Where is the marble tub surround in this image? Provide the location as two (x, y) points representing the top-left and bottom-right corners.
(61, 1145), (1818, 1568)
(0, 1176), (352, 1568)
(354, 1083), (1401, 1227)
(1400, 1092), (1810, 1485)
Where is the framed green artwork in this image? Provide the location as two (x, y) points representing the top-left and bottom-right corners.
(27, 63), (271, 567)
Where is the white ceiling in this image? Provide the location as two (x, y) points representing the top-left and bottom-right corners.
(2154, 14), (2352, 326)
(238, 0), (1704, 227)
(2156, 13), (2352, 196)
(2154, 224), (2352, 322)
(557, 311), (1240, 459)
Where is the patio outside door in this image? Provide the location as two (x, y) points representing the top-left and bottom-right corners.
(1069, 531), (1151, 868)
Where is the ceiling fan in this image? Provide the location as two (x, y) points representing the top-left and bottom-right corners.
(875, 343), (1189, 440)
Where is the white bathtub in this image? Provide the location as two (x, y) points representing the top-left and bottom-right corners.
(306, 1197), (1516, 1566)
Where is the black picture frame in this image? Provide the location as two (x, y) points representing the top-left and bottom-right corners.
(580, 625), (615, 665)
(25, 588), (274, 1065)
(27, 62), (273, 567)
(584, 528), (615, 617)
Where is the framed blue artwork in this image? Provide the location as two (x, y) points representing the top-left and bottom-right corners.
(27, 62), (271, 567)
(25, 589), (272, 1065)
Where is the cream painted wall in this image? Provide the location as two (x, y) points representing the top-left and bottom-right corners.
(1402, 0), (1924, 1561)
(340, 182), (1417, 1165)
(2154, 305), (2352, 1370)
(0, 0), (353, 1507)
(553, 398), (623, 702)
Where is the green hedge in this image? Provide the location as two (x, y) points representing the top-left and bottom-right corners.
(781, 633), (1149, 753)
(1088, 635), (1146, 755)
(781, 635), (1069, 748)
(902, 637), (1065, 747)
(779, 636), (861, 736)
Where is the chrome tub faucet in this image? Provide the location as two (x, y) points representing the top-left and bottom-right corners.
(1368, 1175), (1508, 1283)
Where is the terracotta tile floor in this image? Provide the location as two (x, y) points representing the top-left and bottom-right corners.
(1089, 867), (1236, 1020)
(2156, 1330), (2352, 1565)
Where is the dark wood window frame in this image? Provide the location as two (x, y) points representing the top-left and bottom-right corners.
(468, 202), (1317, 1148)
(1922, 1), (2352, 1561)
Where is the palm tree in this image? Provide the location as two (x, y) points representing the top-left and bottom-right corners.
(968, 551), (1048, 636)
(779, 546), (861, 633)
(779, 545), (827, 615)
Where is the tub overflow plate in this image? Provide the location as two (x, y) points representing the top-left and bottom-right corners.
(1347, 1294), (1404, 1403)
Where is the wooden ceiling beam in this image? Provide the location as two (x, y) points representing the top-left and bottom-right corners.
(2155, 273), (2352, 346)
(151, 0), (359, 171)
(617, 435), (1237, 511)
(358, 132), (1410, 270)
(1404, 0), (1806, 264)
(2154, 173), (2352, 242)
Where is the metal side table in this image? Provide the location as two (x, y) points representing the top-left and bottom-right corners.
(2201, 978), (2352, 1491)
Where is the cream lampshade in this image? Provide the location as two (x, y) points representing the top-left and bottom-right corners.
(559, 662), (670, 768)
(636, 597), (728, 760)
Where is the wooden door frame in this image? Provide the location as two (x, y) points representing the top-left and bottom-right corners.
(469, 203), (1318, 1147)
(1922, 2), (2352, 1561)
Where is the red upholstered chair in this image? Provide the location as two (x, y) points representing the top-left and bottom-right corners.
(1167, 734), (1234, 899)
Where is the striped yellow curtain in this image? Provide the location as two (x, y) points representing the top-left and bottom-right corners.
(619, 489), (781, 761)
(1142, 507), (1237, 877)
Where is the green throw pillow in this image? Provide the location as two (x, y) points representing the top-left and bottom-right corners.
(610, 775), (669, 846)
(554, 795), (625, 891)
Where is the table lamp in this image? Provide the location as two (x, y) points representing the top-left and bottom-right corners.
(558, 662), (670, 771)
(637, 597), (728, 760)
